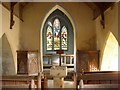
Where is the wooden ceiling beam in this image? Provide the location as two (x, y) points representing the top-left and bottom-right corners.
(10, 2), (18, 29)
(95, 2), (115, 29)
(85, 2), (115, 29)
(19, 2), (29, 21)
(85, 2), (115, 19)
(2, 3), (23, 21)
(10, 2), (29, 29)
(84, 2), (101, 20)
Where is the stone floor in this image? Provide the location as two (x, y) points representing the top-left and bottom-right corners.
(48, 80), (74, 88)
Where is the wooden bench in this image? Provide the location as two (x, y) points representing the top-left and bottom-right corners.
(0, 75), (38, 88)
(0, 73), (48, 89)
(79, 80), (118, 89)
(74, 71), (120, 89)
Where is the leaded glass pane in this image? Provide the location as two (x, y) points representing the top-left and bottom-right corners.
(61, 26), (67, 50)
(46, 26), (53, 50)
(53, 18), (60, 50)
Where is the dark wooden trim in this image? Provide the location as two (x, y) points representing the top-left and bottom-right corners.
(2, 3), (24, 22)
(83, 71), (119, 74)
(16, 50), (39, 52)
(77, 71), (120, 81)
(77, 50), (100, 54)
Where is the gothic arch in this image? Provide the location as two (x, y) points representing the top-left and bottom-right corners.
(0, 34), (15, 75)
(40, 4), (76, 71)
(101, 32), (119, 71)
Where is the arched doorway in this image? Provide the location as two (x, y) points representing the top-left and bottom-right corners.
(101, 32), (119, 71)
(40, 5), (76, 72)
(0, 34), (15, 75)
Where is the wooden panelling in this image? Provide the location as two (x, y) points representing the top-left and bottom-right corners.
(17, 50), (39, 74)
(76, 50), (99, 73)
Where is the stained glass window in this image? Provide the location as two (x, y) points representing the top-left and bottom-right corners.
(53, 18), (60, 50)
(61, 26), (67, 50)
(46, 26), (53, 50)
(46, 18), (68, 50)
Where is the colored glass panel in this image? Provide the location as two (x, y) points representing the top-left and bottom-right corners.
(46, 26), (53, 50)
(61, 26), (67, 50)
(53, 18), (60, 50)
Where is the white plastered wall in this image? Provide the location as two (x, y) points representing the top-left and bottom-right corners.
(1, 2), (96, 75)
(95, 3), (119, 71)
(1, 4), (21, 75)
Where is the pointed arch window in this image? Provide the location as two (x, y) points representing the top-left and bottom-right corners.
(46, 26), (53, 50)
(61, 26), (67, 50)
(46, 18), (68, 50)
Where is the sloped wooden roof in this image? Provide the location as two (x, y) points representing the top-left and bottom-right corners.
(2, 2), (115, 29)
(2, 2), (114, 20)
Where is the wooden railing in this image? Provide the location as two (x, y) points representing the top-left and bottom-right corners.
(43, 54), (74, 67)
(61, 54), (74, 66)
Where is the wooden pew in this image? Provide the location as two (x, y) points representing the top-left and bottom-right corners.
(0, 75), (38, 88)
(0, 74), (48, 89)
(79, 80), (118, 89)
(74, 71), (120, 89)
